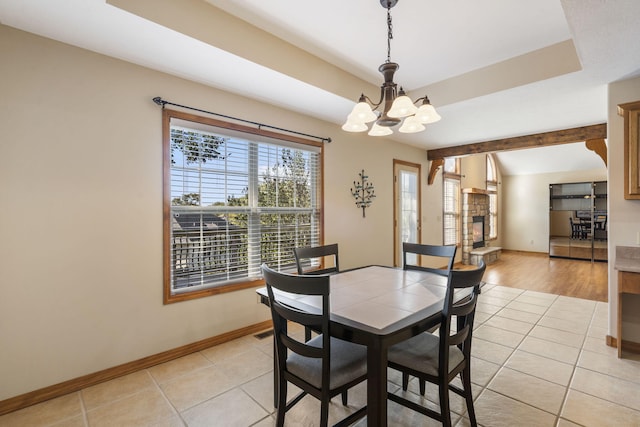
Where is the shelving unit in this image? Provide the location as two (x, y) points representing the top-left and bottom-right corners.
(549, 181), (607, 262)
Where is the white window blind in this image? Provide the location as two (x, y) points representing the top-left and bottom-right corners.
(486, 154), (498, 239)
(443, 177), (460, 245)
(488, 183), (498, 239)
(169, 120), (321, 295)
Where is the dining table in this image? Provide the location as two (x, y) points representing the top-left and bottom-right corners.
(256, 265), (470, 427)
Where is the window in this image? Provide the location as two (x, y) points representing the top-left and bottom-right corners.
(163, 110), (323, 303)
(443, 158), (461, 246)
(486, 154), (498, 239)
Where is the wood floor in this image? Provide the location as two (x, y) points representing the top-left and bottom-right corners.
(460, 250), (608, 302)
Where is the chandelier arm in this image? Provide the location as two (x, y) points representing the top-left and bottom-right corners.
(360, 90), (385, 110)
(372, 87), (386, 109)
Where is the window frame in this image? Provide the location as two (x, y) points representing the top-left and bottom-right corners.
(163, 109), (324, 304)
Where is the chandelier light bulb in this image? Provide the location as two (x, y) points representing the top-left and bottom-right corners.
(342, 119), (368, 132)
(350, 100), (377, 123)
(387, 89), (418, 118)
(414, 99), (442, 124)
(368, 122), (393, 136)
(399, 115), (426, 133)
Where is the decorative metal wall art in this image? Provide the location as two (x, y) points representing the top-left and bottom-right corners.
(351, 169), (376, 217)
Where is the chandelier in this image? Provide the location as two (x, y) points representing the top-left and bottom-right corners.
(342, 0), (441, 136)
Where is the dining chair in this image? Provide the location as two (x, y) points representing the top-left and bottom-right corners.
(569, 217), (582, 239)
(387, 260), (487, 427)
(294, 244), (340, 341)
(261, 264), (367, 427)
(402, 242), (457, 276)
(294, 243), (340, 276)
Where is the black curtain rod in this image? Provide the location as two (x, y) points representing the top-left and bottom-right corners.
(152, 97), (331, 143)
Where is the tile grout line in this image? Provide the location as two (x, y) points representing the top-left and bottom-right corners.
(78, 390), (90, 427)
(467, 286), (527, 423)
(479, 290), (621, 425)
(479, 289), (567, 424)
(145, 368), (187, 426)
(553, 301), (596, 427)
(237, 387), (275, 426)
(566, 304), (640, 417)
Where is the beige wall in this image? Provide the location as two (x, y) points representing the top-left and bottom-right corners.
(0, 25), (460, 400)
(608, 75), (640, 343)
(501, 168), (607, 253)
(461, 154), (486, 190)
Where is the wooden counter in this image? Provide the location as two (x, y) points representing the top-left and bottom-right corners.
(614, 246), (640, 357)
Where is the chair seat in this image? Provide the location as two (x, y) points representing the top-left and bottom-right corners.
(288, 335), (367, 389)
(388, 332), (464, 377)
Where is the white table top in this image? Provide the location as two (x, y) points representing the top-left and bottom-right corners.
(260, 265), (451, 331)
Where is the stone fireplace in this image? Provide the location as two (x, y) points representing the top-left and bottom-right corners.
(462, 188), (490, 264)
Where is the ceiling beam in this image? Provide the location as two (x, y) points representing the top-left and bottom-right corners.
(426, 123), (607, 160)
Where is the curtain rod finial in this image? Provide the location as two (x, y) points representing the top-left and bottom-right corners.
(153, 97), (165, 106)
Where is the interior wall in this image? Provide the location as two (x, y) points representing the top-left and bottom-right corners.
(608, 75), (640, 343)
(461, 155), (486, 189)
(322, 134), (436, 269)
(0, 25), (454, 401)
(501, 168), (606, 253)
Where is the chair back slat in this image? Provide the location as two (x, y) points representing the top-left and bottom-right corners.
(265, 266), (328, 295)
(403, 242), (456, 275)
(280, 333), (324, 359)
(438, 261), (486, 370)
(271, 300), (323, 329)
(448, 324), (470, 347)
(450, 292), (478, 317)
(294, 244), (339, 275)
(270, 305), (326, 361)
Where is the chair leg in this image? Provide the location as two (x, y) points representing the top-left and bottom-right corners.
(341, 390), (348, 406)
(276, 378), (287, 427)
(305, 326), (312, 342)
(402, 372), (409, 391)
(419, 379), (426, 396)
(272, 338), (279, 408)
(461, 369), (478, 427)
(439, 382), (452, 427)
(320, 399), (329, 427)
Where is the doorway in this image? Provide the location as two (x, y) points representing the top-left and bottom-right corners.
(393, 160), (421, 267)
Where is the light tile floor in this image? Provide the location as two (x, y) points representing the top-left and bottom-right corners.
(2, 284), (640, 426)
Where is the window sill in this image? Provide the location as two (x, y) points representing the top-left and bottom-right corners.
(164, 278), (265, 304)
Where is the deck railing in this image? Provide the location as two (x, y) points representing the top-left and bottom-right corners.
(171, 225), (313, 289)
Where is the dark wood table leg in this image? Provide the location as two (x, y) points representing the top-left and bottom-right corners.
(367, 342), (387, 426)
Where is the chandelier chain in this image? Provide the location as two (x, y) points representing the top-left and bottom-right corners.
(386, 5), (393, 63)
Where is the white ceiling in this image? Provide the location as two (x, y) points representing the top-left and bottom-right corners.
(2, 0), (639, 175)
